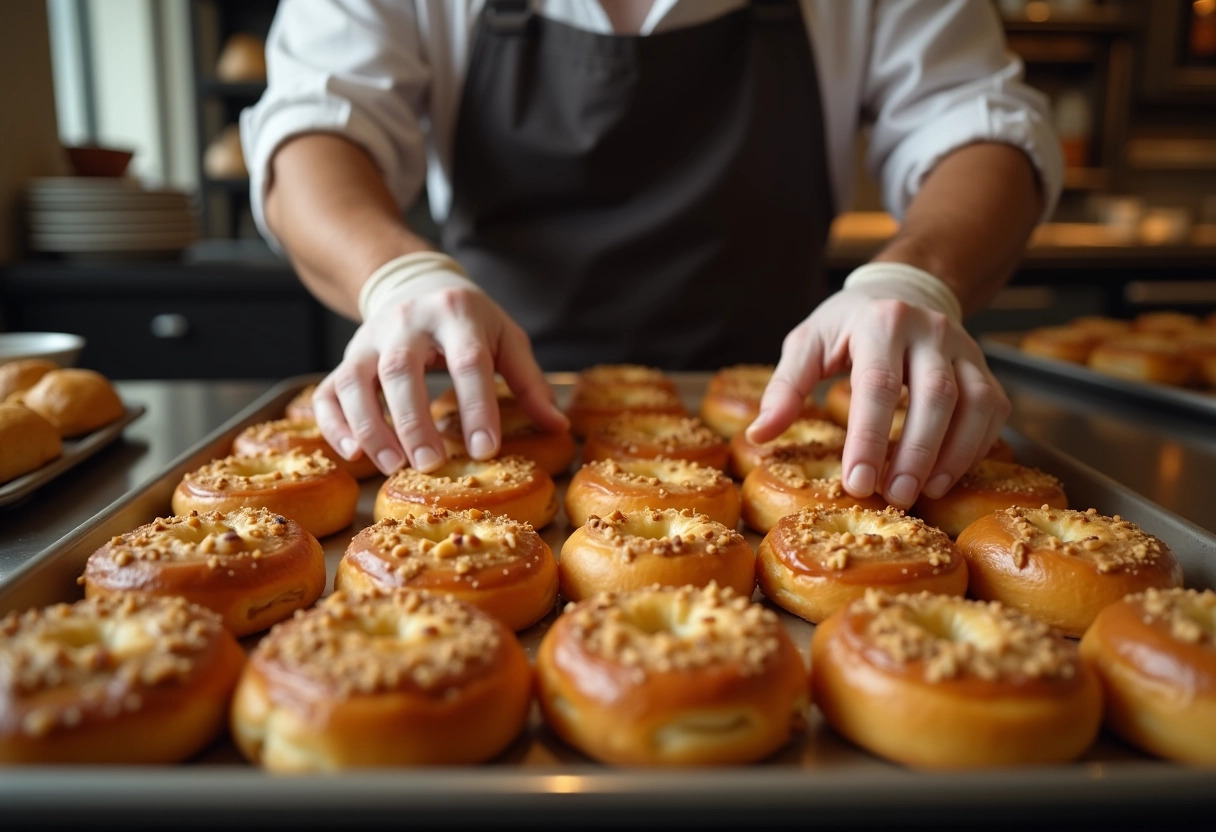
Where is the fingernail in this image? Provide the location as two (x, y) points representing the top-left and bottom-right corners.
(924, 472), (952, 499)
(888, 474), (919, 507)
(468, 430), (494, 459)
(377, 449), (405, 473)
(846, 463), (877, 495)
(338, 438), (359, 460)
(412, 445), (441, 472)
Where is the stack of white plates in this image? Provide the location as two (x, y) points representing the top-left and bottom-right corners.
(24, 177), (200, 258)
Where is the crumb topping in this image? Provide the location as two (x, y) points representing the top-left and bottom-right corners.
(572, 383), (683, 410)
(762, 453), (846, 492)
(751, 419), (846, 452)
(997, 506), (1173, 574)
(87, 507), (292, 569)
(955, 459), (1064, 495)
(0, 595), (224, 736)
(237, 418), (322, 445)
(1128, 587), (1216, 646)
(254, 589), (501, 696)
(183, 448), (336, 491)
(594, 413), (723, 452)
(353, 508), (537, 580)
(564, 583), (782, 681)
(587, 457), (731, 491)
(583, 508), (745, 562)
(774, 506), (955, 570)
(578, 364), (673, 388)
(385, 455), (539, 494)
(855, 590), (1079, 683)
(707, 365), (774, 398)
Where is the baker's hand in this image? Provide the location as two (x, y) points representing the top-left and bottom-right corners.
(311, 252), (568, 475)
(746, 262), (1010, 510)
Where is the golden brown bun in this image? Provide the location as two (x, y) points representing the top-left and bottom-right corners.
(1087, 334), (1195, 387)
(434, 396), (576, 478)
(727, 417), (845, 479)
(231, 588), (533, 770)
(171, 449), (359, 539)
(18, 368), (124, 438)
(284, 383), (317, 421)
(1019, 325), (1104, 364)
(559, 508), (755, 602)
(373, 454), (558, 530)
(81, 507), (326, 637)
(0, 594), (245, 764)
(0, 402), (62, 484)
(911, 458), (1068, 539)
(740, 450), (886, 535)
(697, 364), (822, 438)
(233, 417), (380, 480)
(582, 412), (729, 471)
(1079, 587), (1216, 764)
(1132, 310), (1202, 336)
(956, 506), (1183, 638)
(215, 33), (266, 82)
(812, 590), (1102, 769)
(565, 364), (685, 438)
(564, 457), (740, 530)
(335, 508), (558, 632)
(756, 505), (966, 624)
(0, 358), (59, 401)
(535, 583), (808, 765)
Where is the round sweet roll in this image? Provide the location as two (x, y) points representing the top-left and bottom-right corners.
(0, 357), (58, 401)
(230, 588), (532, 770)
(171, 448), (359, 539)
(740, 449), (887, 535)
(373, 454), (558, 530)
(582, 412), (729, 471)
(1079, 587), (1216, 764)
(727, 416), (846, 479)
(823, 378), (907, 440)
(0, 402), (62, 485)
(1069, 315), (1133, 338)
(0, 593), (245, 764)
(80, 507), (326, 637)
(558, 508), (755, 602)
(697, 363), (822, 439)
(955, 506), (1183, 638)
(284, 383), (317, 422)
(811, 590), (1102, 769)
(755, 505), (966, 624)
(1019, 325), (1105, 365)
(1132, 310), (1201, 336)
(565, 364), (685, 439)
(1087, 334), (1195, 387)
(564, 457), (741, 530)
(535, 582), (808, 765)
(335, 507), (558, 632)
(1176, 327), (1216, 388)
(434, 396), (576, 478)
(911, 458), (1068, 539)
(17, 368), (124, 438)
(233, 417), (380, 480)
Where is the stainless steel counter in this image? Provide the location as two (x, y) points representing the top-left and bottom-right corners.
(1, 370), (1213, 586)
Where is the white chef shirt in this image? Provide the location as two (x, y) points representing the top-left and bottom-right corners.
(241, 0), (1063, 252)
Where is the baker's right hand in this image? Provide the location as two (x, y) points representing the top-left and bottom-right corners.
(311, 252), (568, 476)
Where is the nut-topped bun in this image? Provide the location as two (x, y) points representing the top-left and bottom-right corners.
(698, 364), (822, 439)
(727, 416), (846, 479)
(740, 449), (887, 535)
(565, 364), (685, 439)
(559, 507), (756, 602)
(911, 458), (1068, 539)
(434, 393), (576, 478)
(80, 507), (326, 637)
(171, 449), (359, 539)
(756, 505), (967, 624)
(564, 457), (741, 530)
(582, 412), (729, 471)
(233, 417), (380, 480)
(956, 506), (1183, 637)
(335, 508), (558, 632)
(0, 593), (245, 764)
(373, 454), (558, 530)
(230, 588), (533, 770)
(535, 582), (808, 766)
(812, 590), (1102, 769)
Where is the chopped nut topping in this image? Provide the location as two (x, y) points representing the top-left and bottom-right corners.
(582, 508), (745, 561)
(1127, 587), (1216, 646)
(182, 449), (336, 492)
(994, 506), (1174, 574)
(770, 506), (956, 571)
(85, 506), (299, 569)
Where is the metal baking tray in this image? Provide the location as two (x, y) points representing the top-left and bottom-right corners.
(3, 374), (1215, 828)
(981, 331), (1216, 419)
(0, 405), (146, 508)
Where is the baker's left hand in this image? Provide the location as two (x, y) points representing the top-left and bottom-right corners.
(745, 263), (1010, 510)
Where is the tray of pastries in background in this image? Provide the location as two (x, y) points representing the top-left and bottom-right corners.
(1, 368), (1214, 826)
(980, 309), (1216, 419)
(0, 359), (145, 507)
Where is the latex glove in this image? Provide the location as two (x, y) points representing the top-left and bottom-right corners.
(311, 252), (567, 475)
(746, 262), (1010, 510)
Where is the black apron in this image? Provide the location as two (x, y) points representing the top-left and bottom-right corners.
(441, 0), (832, 371)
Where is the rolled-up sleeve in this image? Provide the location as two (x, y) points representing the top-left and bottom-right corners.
(863, 0), (1063, 223)
(239, 0), (431, 251)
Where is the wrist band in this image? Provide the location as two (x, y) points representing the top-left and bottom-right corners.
(356, 251), (479, 322)
(842, 262), (963, 325)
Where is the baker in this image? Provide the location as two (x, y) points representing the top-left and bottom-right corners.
(241, 0), (1061, 510)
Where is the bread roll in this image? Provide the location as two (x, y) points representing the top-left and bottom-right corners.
(0, 402), (63, 483)
(19, 369), (124, 438)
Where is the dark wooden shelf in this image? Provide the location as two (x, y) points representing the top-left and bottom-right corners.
(196, 79), (266, 97)
(1001, 9), (1137, 35)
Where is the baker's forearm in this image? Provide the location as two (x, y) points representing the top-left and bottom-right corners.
(873, 141), (1044, 314)
(264, 133), (434, 320)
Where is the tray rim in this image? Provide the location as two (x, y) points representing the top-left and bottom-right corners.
(2, 373), (1215, 820)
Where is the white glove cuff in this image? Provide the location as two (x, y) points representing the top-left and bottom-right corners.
(842, 262), (963, 325)
(356, 251), (481, 322)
